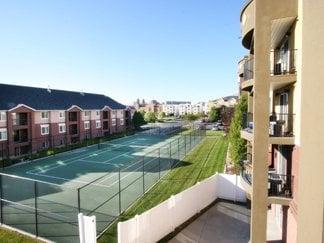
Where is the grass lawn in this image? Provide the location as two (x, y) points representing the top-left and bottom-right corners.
(98, 133), (228, 243)
(0, 227), (40, 243)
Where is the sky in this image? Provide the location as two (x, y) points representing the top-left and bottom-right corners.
(0, 0), (246, 105)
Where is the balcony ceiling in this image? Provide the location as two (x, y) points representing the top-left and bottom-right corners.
(271, 17), (296, 49)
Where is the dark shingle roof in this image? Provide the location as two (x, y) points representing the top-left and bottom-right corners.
(0, 84), (126, 110)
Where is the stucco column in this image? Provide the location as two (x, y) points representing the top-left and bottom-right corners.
(250, 0), (271, 242)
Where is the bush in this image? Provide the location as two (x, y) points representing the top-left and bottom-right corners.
(132, 111), (147, 129)
(208, 107), (221, 122)
(228, 94), (248, 170)
(144, 111), (157, 123)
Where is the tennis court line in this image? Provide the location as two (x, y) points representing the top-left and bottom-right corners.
(97, 156), (159, 187)
(28, 146), (125, 174)
(26, 171), (118, 189)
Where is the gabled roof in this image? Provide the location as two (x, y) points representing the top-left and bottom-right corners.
(0, 84), (126, 111)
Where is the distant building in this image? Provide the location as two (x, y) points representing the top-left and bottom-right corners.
(133, 99), (162, 113)
(207, 96), (238, 112)
(162, 101), (208, 116)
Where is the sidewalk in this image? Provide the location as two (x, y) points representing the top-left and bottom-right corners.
(169, 201), (250, 243)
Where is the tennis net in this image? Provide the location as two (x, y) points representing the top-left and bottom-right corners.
(98, 142), (147, 152)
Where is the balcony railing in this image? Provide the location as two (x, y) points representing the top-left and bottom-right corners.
(13, 118), (28, 126)
(269, 113), (294, 137)
(243, 57), (254, 81)
(242, 112), (294, 137)
(270, 49), (297, 76)
(268, 173), (293, 198)
(241, 164), (293, 198)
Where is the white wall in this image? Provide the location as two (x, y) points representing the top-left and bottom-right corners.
(118, 173), (246, 243)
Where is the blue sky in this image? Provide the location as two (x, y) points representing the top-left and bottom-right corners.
(0, 0), (246, 105)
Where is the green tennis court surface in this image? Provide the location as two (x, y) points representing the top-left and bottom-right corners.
(0, 131), (205, 243)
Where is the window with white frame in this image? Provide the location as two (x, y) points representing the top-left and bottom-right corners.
(112, 110), (117, 118)
(112, 119), (116, 126)
(96, 120), (101, 128)
(59, 111), (65, 119)
(59, 123), (66, 133)
(96, 110), (100, 116)
(84, 121), (90, 130)
(120, 118), (124, 126)
(0, 112), (6, 121)
(41, 111), (49, 119)
(0, 128), (7, 141)
(84, 111), (91, 118)
(41, 124), (49, 135)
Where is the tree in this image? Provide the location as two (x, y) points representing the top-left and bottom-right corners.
(158, 111), (166, 120)
(183, 113), (199, 121)
(144, 111), (157, 123)
(132, 111), (146, 129)
(208, 107), (221, 122)
(228, 94), (248, 170)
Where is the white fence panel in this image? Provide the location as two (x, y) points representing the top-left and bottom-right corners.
(216, 174), (246, 202)
(118, 174), (246, 243)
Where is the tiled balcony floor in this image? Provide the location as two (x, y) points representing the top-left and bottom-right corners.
(169, 201), (250, 243)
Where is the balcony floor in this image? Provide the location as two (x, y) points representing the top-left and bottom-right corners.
(169, 201), (250, 243)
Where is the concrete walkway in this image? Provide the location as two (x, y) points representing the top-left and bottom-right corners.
(169, 201), (250, 243)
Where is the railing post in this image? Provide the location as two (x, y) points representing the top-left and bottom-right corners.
(184, 135), (187, 155)
(0, 175), (3, 224)
(190, 133), (192, 149)
(118, 167), (122, 214)
(34, 181), (39, 237)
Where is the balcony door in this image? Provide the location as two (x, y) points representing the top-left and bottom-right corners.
(279, 92), (289, 134)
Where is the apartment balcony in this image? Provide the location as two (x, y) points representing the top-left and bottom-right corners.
(240, 0), (255, 50)
(241, 56), (254, 91)
(12, 118), (28, 126)
(13, 129), (29, 144)
(241, 112), (295, 144)
(270, 49), (297, 89)
(68, 112), (78, 122)
(241, 163), (293, 203)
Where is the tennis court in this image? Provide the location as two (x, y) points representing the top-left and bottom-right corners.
(0, 129), (205, 243)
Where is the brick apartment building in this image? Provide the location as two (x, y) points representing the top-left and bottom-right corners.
(0, 84), (132, 159)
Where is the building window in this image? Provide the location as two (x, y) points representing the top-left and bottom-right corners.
(60, 139), (65, 146)
(120, 118), (124, 126)
(112, 119), (116, 126)
(0, 128), (7, 141)
(96, 110), (100, 116)
(59, 111), (65, 119)
(59, 123), (66, 133)
(41, 112), (49, 119)
(41, 124), (49, 135)
(84, 121), (90, 130)
(96, 120), (101, 128)
(84, 111), (91, 118)
(0, 112), (6, 121)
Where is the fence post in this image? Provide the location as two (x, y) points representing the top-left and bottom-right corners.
(34, 181), (39, 237)
(142, 156), (145, 194)
(169, 142), (172, 167)
(184, 135), (187, 155)
(78, 188), (81, 213)
(177, 138), (180, 160)
(158, 148), (161, 179)
(118, 168), (122, 214)
(190, 133), (192, 150)
(0, 175), (3, 224)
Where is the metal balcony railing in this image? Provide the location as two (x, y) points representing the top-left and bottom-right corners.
(268, 173), (293, 198)
(269, 113), (294, 137)
(243, 57), (254, 81)
(242, 112), (294, 137)
(270, 49), (297, 75)
(241, 163), (293, 198)
(12, 118), (28, 126)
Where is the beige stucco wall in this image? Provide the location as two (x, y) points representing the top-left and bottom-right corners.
(297, 0), (324, 242)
